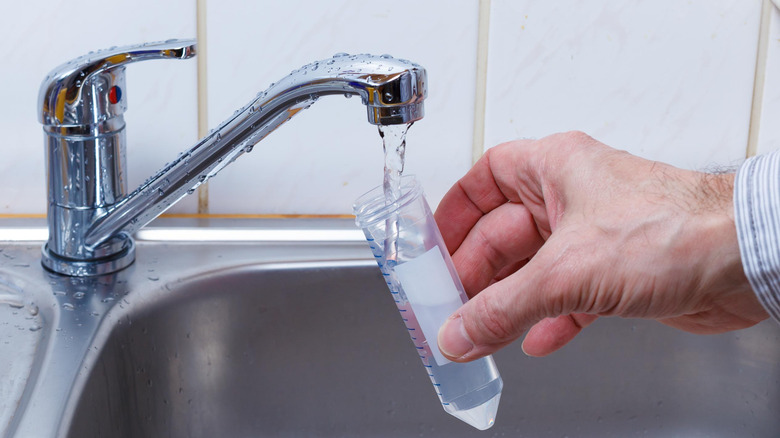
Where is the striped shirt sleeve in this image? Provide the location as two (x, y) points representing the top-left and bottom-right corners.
(734, 151), (780, 323)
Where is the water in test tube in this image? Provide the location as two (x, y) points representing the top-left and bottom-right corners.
(353, 175), (502, 430)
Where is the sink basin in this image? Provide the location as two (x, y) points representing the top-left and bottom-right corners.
(2, 219), (779, 437)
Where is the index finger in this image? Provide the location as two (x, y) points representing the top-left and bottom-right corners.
(434, 141), (531, 254)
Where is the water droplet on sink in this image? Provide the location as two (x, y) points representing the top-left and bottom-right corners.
(62, 303), (75, 311)
(380, 54), (394, 59)
(29, 325), (42, 332)
(73, 291), (85, 300)
(148, 276), (160, 281)
(333, 52), (349, 58)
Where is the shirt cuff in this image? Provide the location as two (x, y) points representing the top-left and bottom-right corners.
(735, 151), (780, 323)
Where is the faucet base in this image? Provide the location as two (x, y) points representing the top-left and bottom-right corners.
(41, 238), (135, 277)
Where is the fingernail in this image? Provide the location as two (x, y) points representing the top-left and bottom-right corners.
(438, 315), (474, 359)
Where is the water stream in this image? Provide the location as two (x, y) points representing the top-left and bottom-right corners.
(379, 123), (413, 266)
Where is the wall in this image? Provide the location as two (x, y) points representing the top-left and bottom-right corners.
(0, 0), (776, 217)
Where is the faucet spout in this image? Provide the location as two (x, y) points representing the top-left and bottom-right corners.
(40, 49), (426, 276)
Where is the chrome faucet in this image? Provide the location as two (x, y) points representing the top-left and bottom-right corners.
(38, 39), (427, 276)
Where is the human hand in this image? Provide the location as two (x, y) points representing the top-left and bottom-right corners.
(435, 132), (768, 361)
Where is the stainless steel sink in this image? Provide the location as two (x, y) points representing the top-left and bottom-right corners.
(2, 219), (779, 437)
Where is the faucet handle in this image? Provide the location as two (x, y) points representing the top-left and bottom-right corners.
(39, 39), (197, 128)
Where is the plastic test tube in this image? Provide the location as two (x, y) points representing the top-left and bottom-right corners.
(353, 175), (502, 430)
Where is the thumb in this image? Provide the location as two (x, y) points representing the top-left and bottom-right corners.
(437, 259), (550, 362)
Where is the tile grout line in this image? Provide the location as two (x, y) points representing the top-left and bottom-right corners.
(472, 0), (491, 165)
(196, 0), (210, 213)
(747, 0), (772, 158)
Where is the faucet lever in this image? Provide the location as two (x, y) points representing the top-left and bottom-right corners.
(39, 39), (196, 128)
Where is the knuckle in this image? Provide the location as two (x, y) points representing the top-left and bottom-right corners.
(561, 130), (594, 145)
(468, 293), (516, 345)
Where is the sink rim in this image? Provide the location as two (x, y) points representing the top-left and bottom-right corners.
(0, 217), (365, 244)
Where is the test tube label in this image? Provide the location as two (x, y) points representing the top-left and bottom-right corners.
(394, 245), (465, 366)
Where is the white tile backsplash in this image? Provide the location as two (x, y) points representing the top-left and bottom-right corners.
(485, 0), (762, 171)
(0, 0), (198, 214)
(757, 2), (780, 156)
(0, 0), (773, 215)
(205, 0), (479, 214)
